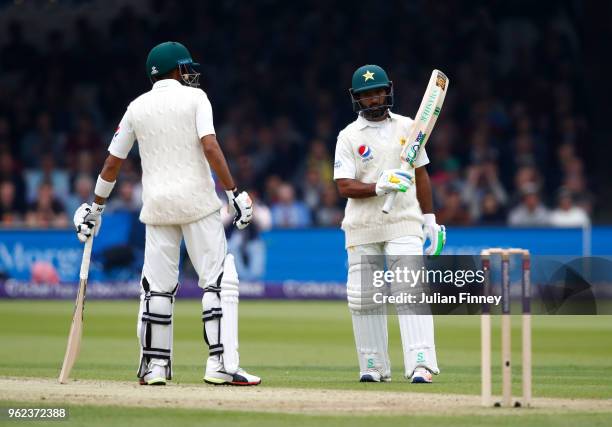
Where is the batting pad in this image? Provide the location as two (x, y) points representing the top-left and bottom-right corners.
(137, 278), (176, 380)
(351, 307), (391, 378)
(202, 254), (240, 375)
(396, 310), (440, 377)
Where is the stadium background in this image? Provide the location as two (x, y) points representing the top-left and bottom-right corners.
(0, 0), (610, 290)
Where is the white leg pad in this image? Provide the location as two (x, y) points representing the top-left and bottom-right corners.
(347, 246), (390, 378)
(396, 310), (440, 377)
(202, 254), (240, 375)
(351, 307), (390, 377)
(137, 277), (176, 379)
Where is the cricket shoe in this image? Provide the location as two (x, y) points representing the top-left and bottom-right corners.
(359, 370), (391, 383)
(204, 368), (261, 386)
(410, 367), (433, 384)
(139, 363), (167, 386)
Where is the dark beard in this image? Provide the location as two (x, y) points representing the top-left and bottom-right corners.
(361, 106), (388, 120)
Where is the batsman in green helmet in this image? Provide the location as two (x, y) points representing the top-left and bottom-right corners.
(72, 41), (261, 387)
(334, 65), (445, 384)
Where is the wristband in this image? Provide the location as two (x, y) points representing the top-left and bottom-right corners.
(95, 175), (116, 199)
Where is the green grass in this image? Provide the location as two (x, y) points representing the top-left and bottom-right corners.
(1, 300), (611, 426)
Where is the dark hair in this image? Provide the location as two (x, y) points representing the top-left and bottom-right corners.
(152, 68), (176, 82)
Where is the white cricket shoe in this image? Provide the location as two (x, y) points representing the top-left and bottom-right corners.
(359, 370), (391, 383)
(410, 367), (433, 384)
(204, 367), (261, 386)
(139, 362), (167, 386)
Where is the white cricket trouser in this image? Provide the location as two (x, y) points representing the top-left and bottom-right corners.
(142, 211), (227, 292)
(347, 234), (440, 378)
(135, 210), (230, 379)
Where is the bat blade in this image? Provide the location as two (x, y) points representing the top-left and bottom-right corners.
(382, 69), (449, 214)
(58, 235), (93, 384)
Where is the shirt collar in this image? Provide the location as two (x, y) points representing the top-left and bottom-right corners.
(152, 79), (182, 89)
(356, 111), (396, 130)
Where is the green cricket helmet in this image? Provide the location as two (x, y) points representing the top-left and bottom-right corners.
(146, 41), (200, 87)
(349, 64), (394, 119)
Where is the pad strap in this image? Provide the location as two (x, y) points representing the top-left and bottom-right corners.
(202, 275), (224, 357)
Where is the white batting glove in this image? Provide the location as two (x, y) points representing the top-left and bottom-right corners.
(375, 169), (413, 196)
(423, 213), (446, 256)
(225, 189), (253, 230)
(73, 202), (105, 243)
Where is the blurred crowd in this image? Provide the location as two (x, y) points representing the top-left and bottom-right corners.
(0, 1), (593, 230)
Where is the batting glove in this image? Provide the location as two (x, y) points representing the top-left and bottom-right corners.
(375, 169), (413, 196)
(73, 202), (105, 243)
(226, 188), (253, 230)
(423, 213), (446, 256)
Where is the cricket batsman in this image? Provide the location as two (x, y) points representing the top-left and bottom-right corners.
(334, 65), (446, 383)
(72, 41), (260, 386)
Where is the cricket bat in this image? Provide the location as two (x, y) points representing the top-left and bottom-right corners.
(58, 234), (94, 384)
(382, 69), (449, 213)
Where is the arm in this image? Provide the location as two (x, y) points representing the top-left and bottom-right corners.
(416, 165), (446, 256)
(200, 133), (252, 230)
(93, 154), (124, 205)
(74, 109), (134, 242)
(196, 93), (251, 229)
(336, 178), (376, 199)
(200, 134), (236, 191)
(415, 166), (433, 213)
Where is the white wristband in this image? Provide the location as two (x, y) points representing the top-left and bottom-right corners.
(95, 175), (116, 199)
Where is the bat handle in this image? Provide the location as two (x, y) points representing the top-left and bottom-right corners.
(382, 192), (398, 214)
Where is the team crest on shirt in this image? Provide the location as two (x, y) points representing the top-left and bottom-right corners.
(358, 145), (374, 162)
(113, 125), (120, 139)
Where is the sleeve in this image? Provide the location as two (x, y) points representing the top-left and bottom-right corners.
(333, 133), (357, 180)
(108, 109), (136, 159)
(196, 92), (215, 138)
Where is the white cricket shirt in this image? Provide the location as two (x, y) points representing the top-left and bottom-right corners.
(108, 79), (223, 225)
(334, 112), (429, 248)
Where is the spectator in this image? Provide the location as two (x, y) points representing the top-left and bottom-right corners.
(0, 181), (25, 225)
(549, 188), (590, 227)
(24, 153), (70, 203)
(20, 111), (63, 168)
(264, 175), (283, 206)
(479, 191), (507, 225)
(436, 185), (472, 226)
(0, 150), (27, 212)
(65, 174), (94, 215)
(106, 180), (141, 213)
(225, 191), (272, 281)
(462, 160), (508, 221)
(302, 168), (324, 211)
(65, 114), (102, 166)
(315, 184), (343, 227)
(25, 181), (68, 228)
(508, 184), (550, 226)
(270, 183), (311, 228)
(302, 139), (333, 184)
